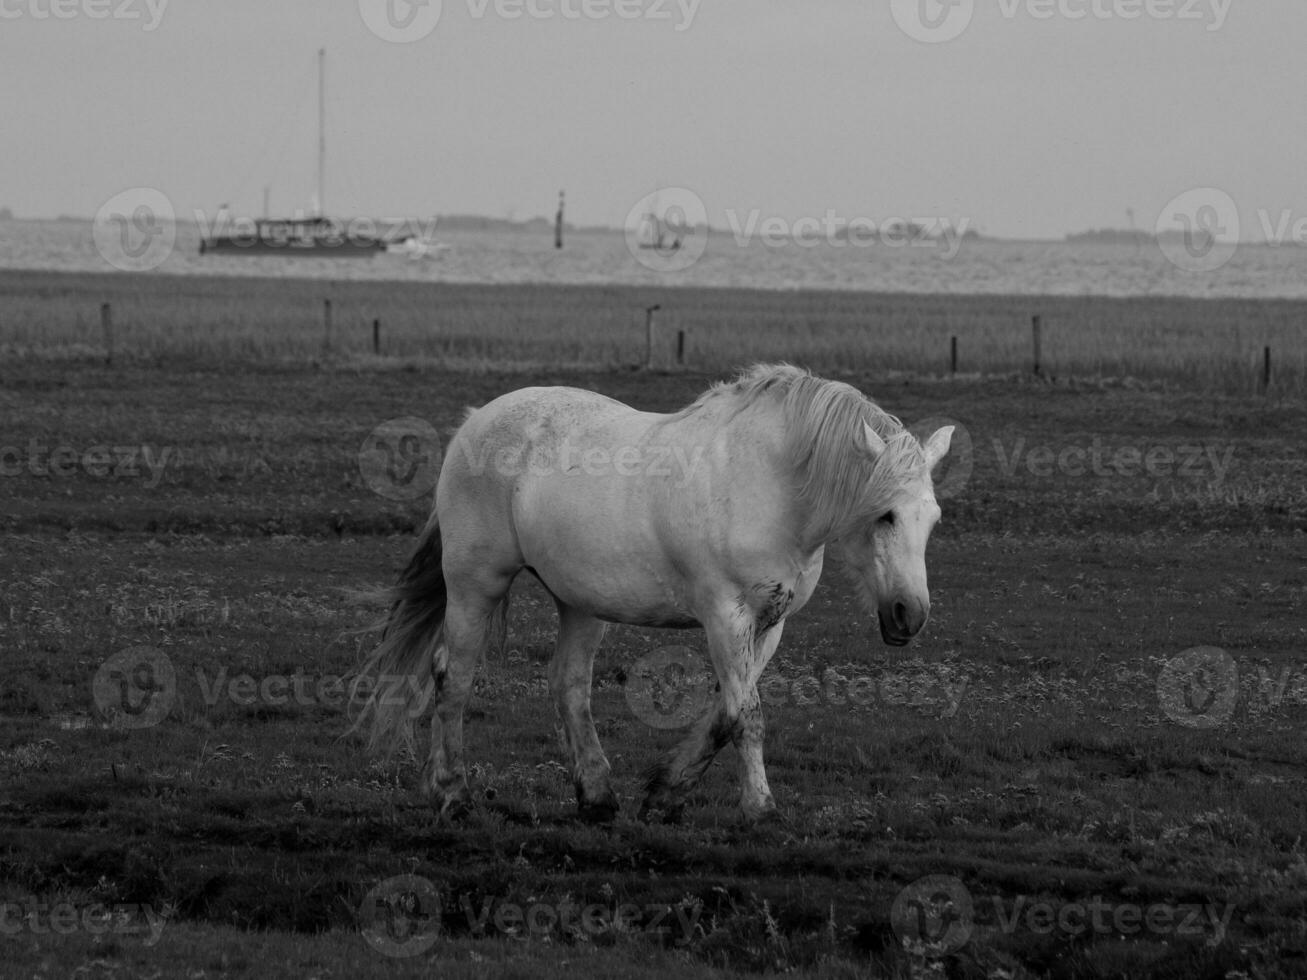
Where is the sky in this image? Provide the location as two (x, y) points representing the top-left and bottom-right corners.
(1, 0), (1303, 240)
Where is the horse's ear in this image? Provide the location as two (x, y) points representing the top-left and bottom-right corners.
(863, 422), (887, 457)
(923, 425), (954, 470)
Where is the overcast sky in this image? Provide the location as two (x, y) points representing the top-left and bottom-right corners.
(1, 0), (1301, 239)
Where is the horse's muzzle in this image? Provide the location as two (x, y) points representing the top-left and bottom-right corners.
(879, 597), (928, 647)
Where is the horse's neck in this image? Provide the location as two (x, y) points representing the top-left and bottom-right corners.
(673, 398), (840, 552)
(667, 396), (787, 453)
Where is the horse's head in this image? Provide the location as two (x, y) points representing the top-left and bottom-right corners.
(838, 423), (953, 647)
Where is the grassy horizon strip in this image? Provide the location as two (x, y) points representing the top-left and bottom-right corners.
(1, 270), (1304, 393)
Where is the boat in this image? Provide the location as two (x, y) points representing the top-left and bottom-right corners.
(384, 235), (452, 260)
(637, 209), (683, 252)
(201, 213), (386, 257)
(200, 50), (385, 258)
(636, 191), (684, 252)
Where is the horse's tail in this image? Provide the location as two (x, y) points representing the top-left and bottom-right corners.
(348, 513), (451, 758)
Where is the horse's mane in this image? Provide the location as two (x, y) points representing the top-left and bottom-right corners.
(676, 364), (927, 540)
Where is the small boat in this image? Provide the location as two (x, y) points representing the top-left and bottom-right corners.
(201, 50), (384, 259)
(384, 235), (452, 260)
(637, 210), (682, 252)
(636, 191), (685, 252)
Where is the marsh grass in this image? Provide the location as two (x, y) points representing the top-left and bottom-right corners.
(0, 366), (1304, 978)
(2, 530), (1303, 978)
(2, 269), (1305, 393)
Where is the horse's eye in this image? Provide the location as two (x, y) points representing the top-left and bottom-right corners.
(878, 511), (896, 527)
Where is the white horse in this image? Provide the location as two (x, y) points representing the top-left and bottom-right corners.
(351, 364), (952, 824)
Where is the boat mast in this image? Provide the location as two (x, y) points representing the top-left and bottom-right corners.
(317, 48), (325, 217)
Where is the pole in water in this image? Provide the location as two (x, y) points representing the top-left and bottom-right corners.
(555, 190), (564, 250)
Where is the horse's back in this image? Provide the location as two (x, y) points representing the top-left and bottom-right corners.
(448, 385), (655, 473)
(481, 384), (633, 425)
(438, 384), (698, 623)
(439, 384), (665, 522)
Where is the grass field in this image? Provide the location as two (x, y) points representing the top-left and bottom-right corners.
(1, 287), (1306, 978)
(1, 269), (1306, 393)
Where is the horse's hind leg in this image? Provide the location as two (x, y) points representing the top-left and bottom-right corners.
(549, 603), (618, 822)
(424, 576), (512, 817)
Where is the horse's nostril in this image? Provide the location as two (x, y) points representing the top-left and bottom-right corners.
(893, 601), (909, 632)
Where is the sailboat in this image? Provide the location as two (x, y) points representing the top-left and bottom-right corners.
(385, 234), (451, 260)
(200, 50), (385, 258)
(637, 191), (683, 252)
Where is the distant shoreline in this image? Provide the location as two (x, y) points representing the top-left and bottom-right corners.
(1, 213), (1282, 248)
(4, 219), (1302, 302)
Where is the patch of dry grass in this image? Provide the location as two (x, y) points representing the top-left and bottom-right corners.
(2, 269), (1305, 393)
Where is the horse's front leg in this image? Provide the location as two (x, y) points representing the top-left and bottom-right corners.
(640, 610), (785, 824)
(732, 625), (784, 822)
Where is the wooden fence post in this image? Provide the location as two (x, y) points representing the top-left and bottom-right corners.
(322, 299), (333, 354)
(1032, 315), (1042, 376)
(1262, 345), (1272, 394)
(950, 335), (958, 376)
(373, 318), (381, 356)
(644, 304), (661, 369)
(101, 302), (113, 365)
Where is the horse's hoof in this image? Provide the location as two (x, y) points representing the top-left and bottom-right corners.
(578, 797), (620, 824)
(575, 781), (620, 824)
(435, 794), (474, 822)
(740, 798), (783, 828)
(638, 800), (685, 825)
